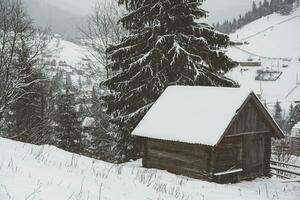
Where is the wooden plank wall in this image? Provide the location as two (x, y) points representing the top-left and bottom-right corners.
(226, 100), (272, 136)
(263, 133), (271, 175)
(143, 138), (213, 180)
(214, 136), (242, 172)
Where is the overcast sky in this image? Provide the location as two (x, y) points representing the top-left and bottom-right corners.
(202, 0), (263, 24)
(35, 0), (262, 24)
(23, 0), (263, 38)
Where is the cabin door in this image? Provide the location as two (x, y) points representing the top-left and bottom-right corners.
(242, 134), (265, 178)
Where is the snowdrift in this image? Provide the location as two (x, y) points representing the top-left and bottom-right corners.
(0, 137), (299, 200)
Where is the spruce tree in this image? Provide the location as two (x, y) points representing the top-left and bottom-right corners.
(286, 103), (300, 133)
(88, 86), (115, 161)
(263, 0), (271, 15)
(55, 89), (82, 153)
(252, 1), (259, 19)
(274, 101), (283, 128)
(102, 0), (237, 161)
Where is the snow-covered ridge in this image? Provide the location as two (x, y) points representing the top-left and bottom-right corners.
(0, 137), (299, 200)
(229, 6), (300, 59)
(226, 6), (300, 111)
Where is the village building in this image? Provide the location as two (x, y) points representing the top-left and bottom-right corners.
(82, 117), (96, 132)
(291, 121), (300, 156)
(132, 86), (284, 183)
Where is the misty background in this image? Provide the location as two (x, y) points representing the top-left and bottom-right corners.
(23, 0), (262, 39)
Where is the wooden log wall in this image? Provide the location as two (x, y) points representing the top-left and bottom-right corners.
(142, 138), (213, 180)
(263, 133), (271, 176)
(214, 136), (242, 172)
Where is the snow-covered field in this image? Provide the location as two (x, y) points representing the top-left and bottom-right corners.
(0, 137), (299, 200)
(226, 6), (300, 111)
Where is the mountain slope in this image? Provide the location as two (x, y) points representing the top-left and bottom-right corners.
(229, 7), (300, 59)
(226, 7), (300, 110)
(41, 36), (102, 90)
(0, 137), (299, 200)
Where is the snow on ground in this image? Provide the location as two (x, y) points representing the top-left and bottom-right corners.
(47, 37), (96, 67)
(229, 7), (300, 58)
(0, 137), (299, 200)
(226, 7), (300, 112)
(43, 36), (103, 91)
(226, 59), (300, 111)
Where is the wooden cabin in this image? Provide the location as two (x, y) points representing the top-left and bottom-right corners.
(132, 86), (284, 183)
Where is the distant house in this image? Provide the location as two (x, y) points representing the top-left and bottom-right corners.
(50, 59), (57, 66)
(239, 61), (261, 67)
(291, 122), (300, 156)
(132, 86), (284, 183)
(58, 61), (68, 67)
(82, 117), (96, 131)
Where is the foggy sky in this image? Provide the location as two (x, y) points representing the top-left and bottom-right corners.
(24, 0), (263, 38)
(37, 0), (262, 24)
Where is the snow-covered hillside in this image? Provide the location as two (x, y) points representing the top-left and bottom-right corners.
(42, 35), (102, 90)
(228, 7), (300, 59)
(0, 137), (299, 200)
(226, 6), (300, 111)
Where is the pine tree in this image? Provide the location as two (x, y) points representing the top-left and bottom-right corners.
(258, 1), (264, 17)
(237, 15), (245, 29)
(55, 89), (82, 153)
(101, 0), (237, 161)
(232, 18), (238, 31)
(286, 103), (300, 132)
(274, 101), (283, 128)
(88, 86), (115, 161)
(289, 103), (294, 115)
(252, 1), (259, 19)
(263, 0), (271, 15)
(270, 0), (282, 12)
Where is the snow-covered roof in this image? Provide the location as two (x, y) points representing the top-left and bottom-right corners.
(292, 121), (300, 130)
(82, 117), (96, 128)
(132, 86), (252, 146)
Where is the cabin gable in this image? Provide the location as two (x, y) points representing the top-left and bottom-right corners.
(225, 97), (272, 137)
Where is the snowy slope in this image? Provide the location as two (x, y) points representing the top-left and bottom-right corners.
(226, 7), (300, 111)
(47, 37), (94, 66)
(42, 36), (102, 90)
(228, 8), (300, 59)
(0, 137), (299, 200)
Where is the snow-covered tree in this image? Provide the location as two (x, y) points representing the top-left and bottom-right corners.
(87, 87), (116, 161)
(286, 103), (300, 133)
(55, 89), (82, 153)
(101, 0), (237, 161)
(0, 0), (47, 120)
